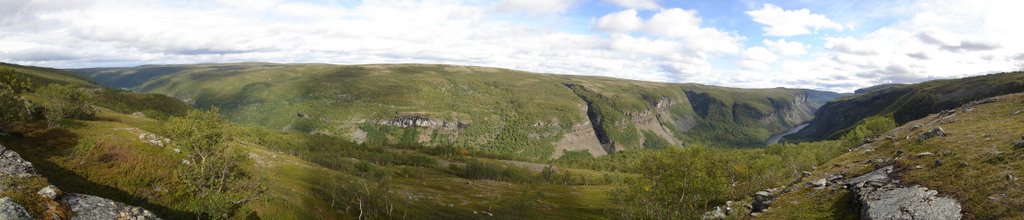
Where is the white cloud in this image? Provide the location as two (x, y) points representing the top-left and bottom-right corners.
(746, 4), (843, 37)
(763, 39), (806, 56)
(604, 0), (659, 10)
(496, 0), (575, 14)
(738, 46), (777, 71)
(644, 8), (742, 54)
(596, 9), (643, 33)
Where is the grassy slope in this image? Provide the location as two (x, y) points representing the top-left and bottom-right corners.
(790, 71), (1024, 141)
(3, 63), (623, 219)
(761, 92), (1024, 219)
(73, 63), (841, 160)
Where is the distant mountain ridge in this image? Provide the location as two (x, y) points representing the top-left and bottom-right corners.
(787, 71), (1024, 141)
(71, 63), (844, 159)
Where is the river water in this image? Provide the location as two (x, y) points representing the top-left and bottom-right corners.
(765, 123), (809, 145)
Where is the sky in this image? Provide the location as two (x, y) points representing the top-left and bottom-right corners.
(1, 0), (1022, 92)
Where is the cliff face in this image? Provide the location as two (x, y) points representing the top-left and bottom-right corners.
(71, 63), (843, 159)
(788, 72), (1024, 141)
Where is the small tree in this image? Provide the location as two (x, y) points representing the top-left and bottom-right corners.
(37, 84), (94, 128)
(165, 108), (251, 219)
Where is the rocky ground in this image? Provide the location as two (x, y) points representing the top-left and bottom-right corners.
(0, 143), (160, 220)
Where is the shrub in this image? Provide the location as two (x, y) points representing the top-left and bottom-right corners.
(0, 72), (31, 125)
(37, 84), (94, 128)
(165, 108), (256, 219)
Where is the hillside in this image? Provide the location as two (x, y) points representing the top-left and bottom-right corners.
(787, 72), (1024, 141)
(752, 92), (1024, 219)
(2, 63), (629, 219)
(72, 63), (843, 160)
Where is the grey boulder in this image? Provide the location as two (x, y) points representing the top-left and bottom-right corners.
(60, 193), (161, 220)
(847, 166), (962, 220)
(0, 197), (31, 220)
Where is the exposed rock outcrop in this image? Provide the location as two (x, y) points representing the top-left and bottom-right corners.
(0, 145), (37, 177)
(60, 193), (160, 220)
(378, 115), (467, 129)
(0, 197), (31, 220)
(846, 166), (962, 220)
(551, 122), (607, 159)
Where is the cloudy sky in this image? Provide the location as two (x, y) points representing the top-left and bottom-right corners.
(1, 0), (1022, 92)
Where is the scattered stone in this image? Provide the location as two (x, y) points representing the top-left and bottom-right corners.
(911, 124), (924, 130)
(913, 165), (923, 170)
(1015, 110), (1023, 115)
(915, 152), (934, 158)
(702, 206), (726, 220)
(919, 127), (946, 141)
(37, 185), (63, 200)
(181, 159), (191, 165)
(138, 133), (169, 147)
(0, 197), (31, 220)
(60, 193), (160, 220)
(934, 159), (943, 167)
(751, 191), (775, 213)
(173, 148), (181, 154)
(1008, 174), (1019, 182)
(941, 150), (953, 156)
(800, 171), (811, 177)
(1014, 141), (1024, 150)
(0, 144), (37, 177)
(847, 166), (961, 220)
(131, 112), (146, 118)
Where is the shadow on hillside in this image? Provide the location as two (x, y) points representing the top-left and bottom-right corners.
(1, 127), (198, 219)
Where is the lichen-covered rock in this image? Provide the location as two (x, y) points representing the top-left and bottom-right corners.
(847, 166), (962, 220)
(0, 197), (31, 220)
(854, 184), (961, 220)
(60, 193), (160, 220)
(0, 144), (37, 177)
(919, 127), (946, 141)
(37, 185), (63, 200)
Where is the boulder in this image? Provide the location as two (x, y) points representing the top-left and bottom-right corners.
(919, 127), (945, 141)
(0, 145), (37, 177)
(854, 185), (961, 220)
(60, 193), (160, 220)
(37, 185), (63, 200)
(847, 166), (962, 220)
(0, 197), (31, 220)
(751, 191), (774, 213)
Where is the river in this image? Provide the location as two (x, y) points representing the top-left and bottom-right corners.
(765, 123), (809, 145)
